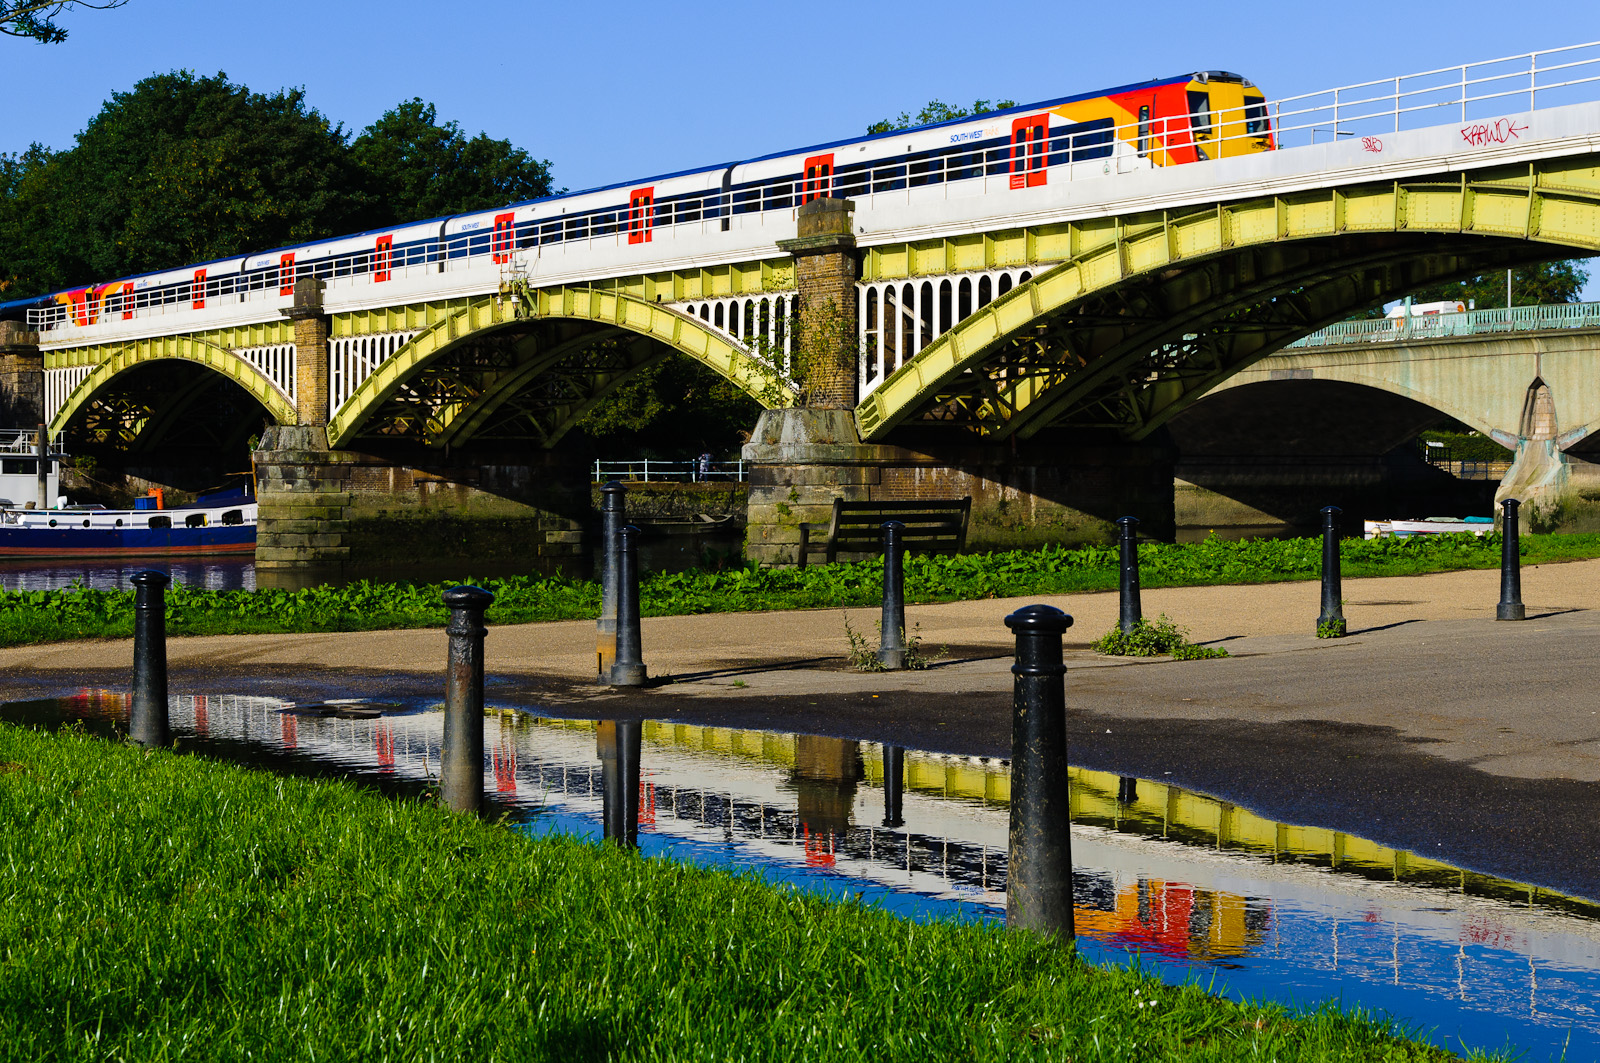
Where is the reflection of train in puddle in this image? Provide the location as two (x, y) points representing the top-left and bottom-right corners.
(40, 691), (1600, 970)
(28, 689), (1600, 1052)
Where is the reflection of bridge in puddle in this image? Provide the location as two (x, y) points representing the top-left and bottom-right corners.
(20, 690), (1600, 1058)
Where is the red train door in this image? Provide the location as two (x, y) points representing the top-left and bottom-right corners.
(492, 213), (514, 263)
(628, 187), (655, 244)
(192, 269), (207, 309)
(278, 253), (296, 296)
(1010, 115), (1048, 189)
(802, 153), (834, 203)
(374, 235), (393, 281)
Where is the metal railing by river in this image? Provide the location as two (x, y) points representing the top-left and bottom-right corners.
(5, 690), (1598, 1062)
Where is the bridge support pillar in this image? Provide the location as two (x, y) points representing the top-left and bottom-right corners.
(288, 279), (330, 426)
(778, 197), (858, 409)
(252, 427), (588, 576)
(742, 409), (1174, 566)
(0, 321), (43, 429)
(1495, 379), (1600, 533)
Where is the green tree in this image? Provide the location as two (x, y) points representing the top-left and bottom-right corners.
(1, 0), (124, 43)
(0, 70), (364, 294)
(867, 98), (1018, 135)
(570, 358), (763, 458)
(349, 99), (555, 228)
(0, 74), (559, 299)
(1396, 259), (1594, 311)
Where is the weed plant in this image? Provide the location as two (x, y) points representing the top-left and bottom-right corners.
(1091, 614), (1230, 660)
(0, 723), (1495, 1061)
(842, 613), (943, 671)
(2, 531), (1594, 648)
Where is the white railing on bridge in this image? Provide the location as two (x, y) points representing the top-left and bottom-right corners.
(0, 428), (63, 455)
(24, 41), (1600, 337)
(593, 459), (747, 483)
(1288, 301), (1600, 349)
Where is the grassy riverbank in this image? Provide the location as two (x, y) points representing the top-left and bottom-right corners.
(0, 723), (1492, 1062)
(3, 532), (1598, 647)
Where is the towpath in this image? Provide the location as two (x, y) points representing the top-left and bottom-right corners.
(5, 559), (1600, 897)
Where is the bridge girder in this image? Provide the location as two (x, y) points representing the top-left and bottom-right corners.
(856, 156), (1600, 442)
(65, 359), (275, 456)
(48, 330), (297, 439)
(327, 286), (792, 448)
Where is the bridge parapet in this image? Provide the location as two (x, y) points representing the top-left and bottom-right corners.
(1289, 301), (1600, 351)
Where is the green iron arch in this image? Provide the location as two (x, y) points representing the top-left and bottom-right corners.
(327, 287), (793, 448)
(49, 335), (297, 437)
(856, 156), (1600, 443)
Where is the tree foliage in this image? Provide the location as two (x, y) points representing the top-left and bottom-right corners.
(0, 71), (554, 297)
(0, 0), (123, 43)
(349, 99), (554, 227)
(867, 98), (1017, 135)
(570, 358), (763, 458)
(1381, 259), (1595, 316)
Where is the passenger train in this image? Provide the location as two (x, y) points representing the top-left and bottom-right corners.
(1, 71), (1272, 332)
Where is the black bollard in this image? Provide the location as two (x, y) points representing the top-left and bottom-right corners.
(1115, 516), (1141, 634)
(877, 521), (907, 670)
(1317, 506), (1346, 636)
(440, 585), (493, 813)
(1497, 497), (1526, 621)
(128, 570), (171, 747)
(597, 718), (643, 848)
(608, 525), (647, 686)
(596, 481), (627, 683)
(1004, 603), (1075, 936)
(881, 744), (905, 828)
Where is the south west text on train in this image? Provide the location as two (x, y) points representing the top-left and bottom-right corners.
(3, 71), (1273, 333)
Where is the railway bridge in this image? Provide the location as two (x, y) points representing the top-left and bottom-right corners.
(2, 44), (1600, 565)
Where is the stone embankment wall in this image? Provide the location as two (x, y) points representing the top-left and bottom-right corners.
(254, 427), (587, 568)
(588, 481), (747, 525)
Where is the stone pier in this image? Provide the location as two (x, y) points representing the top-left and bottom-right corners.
(742, 409), (1174, 566)
(252, 427), (588, 571)
(0, 321), (42, 429)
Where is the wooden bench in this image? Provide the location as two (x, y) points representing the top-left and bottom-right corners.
(797, 497), (971, 568)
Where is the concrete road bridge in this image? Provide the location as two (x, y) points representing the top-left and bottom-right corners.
(1172, 302), (1600, 533)
(2, 42), (1600, 564)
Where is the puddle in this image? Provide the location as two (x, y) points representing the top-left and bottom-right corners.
(4, 691), (1598, 1060)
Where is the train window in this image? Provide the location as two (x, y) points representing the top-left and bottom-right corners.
(1137, 105), (1152, 157)
(628, 187), (654, 244)
(802, 153), (834, 203)
(279, 253), (295, 296)
(1243, 93), (1269, 137)
(492, 212), (515, 263)
(1010, 115), (1048, 189)
(1187, 91), (1213, 138)
(192, 268), (207, 309)
(375, 235), (393, 281)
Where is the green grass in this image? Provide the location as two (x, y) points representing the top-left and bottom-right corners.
(0, 723), (1495, 1061)
(3, 532), (1596, 647)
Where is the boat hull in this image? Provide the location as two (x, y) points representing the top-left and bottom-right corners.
(0, 525), (255, 558)
(0, 499), (257, 559)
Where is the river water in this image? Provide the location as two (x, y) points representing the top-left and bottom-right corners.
(4, 691), (1596, 1061)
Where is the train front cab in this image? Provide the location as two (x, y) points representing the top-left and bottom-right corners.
(1052, 72), (1273, 168)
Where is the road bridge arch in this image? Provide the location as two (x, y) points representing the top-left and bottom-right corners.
(1194, 327), (1600, 531)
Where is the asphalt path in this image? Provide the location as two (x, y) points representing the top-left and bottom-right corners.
(4, 559), (1599, 899)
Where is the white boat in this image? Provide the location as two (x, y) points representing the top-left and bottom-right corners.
(1363, 517), (1495, 540)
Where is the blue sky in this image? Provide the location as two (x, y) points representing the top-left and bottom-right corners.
(4, 0), (1597, 293)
